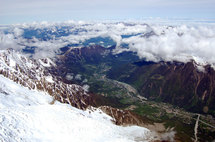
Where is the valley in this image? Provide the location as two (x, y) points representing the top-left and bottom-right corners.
(88, 74), (215, 142)
(54, 45), (215, 142)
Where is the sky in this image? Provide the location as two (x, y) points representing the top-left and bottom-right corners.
(0, 0), (215, 24)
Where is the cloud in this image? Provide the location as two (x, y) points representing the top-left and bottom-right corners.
(75, 74), (82, 80)
(13, 27), (24, 37)
(1, 21), (215, 69)
(66, 73), (74, 80)
(120, 24), (215, 68)
(0, 31), (25, 50)
(82, 84), (90, 92)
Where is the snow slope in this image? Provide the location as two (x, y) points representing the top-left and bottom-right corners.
(0, 75), (154, 142)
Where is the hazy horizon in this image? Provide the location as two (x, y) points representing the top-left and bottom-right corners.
(1, 0), (215, 24)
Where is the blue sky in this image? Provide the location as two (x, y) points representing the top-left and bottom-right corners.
(0, 0), (215, 24)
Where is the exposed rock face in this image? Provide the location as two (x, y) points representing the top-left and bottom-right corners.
(0, 49), (90, 109)
(99, 106), (143, 126)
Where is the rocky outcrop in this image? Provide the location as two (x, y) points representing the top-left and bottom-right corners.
(99, 106), (142, 126)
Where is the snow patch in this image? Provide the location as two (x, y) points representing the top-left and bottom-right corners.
(9, 58), (16, 67)
(38, 58), (55, 67)
(45, 76), (54, 83)
(66, 73), (73, 80)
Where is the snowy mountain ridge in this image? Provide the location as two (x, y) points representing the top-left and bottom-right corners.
(0, 49), (91, 109)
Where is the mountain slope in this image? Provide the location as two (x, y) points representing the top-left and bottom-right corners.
(0, 49), (90, 109)
(108, 60), (215, 116)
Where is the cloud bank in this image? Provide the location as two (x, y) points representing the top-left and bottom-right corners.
(0, 21), (215, 69)
(121, 24), (215, 68)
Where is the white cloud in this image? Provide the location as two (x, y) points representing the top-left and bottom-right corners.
(82, 84), (90, 92)
(66, 73), (74, 80)
(13, 27), (24, 37)
(120, 24), (215, 68)
(0, 31), (25, 50)
(75, 74), (82, 80)
(1, 21), (215, 69)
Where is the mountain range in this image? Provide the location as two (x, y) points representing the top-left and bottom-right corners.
(1, 21), (215, 141)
